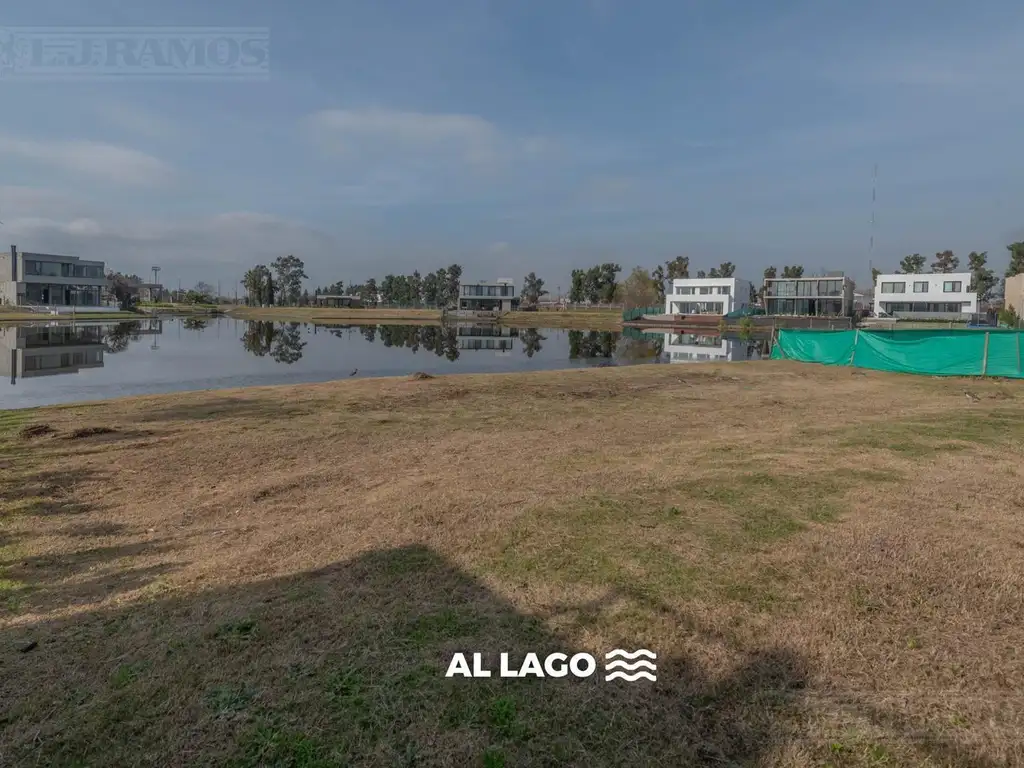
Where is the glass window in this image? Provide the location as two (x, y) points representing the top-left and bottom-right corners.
(699, 287), (711, 295)
(913, 281), (928, 293)
(943, 281), (962, 292)
(718, 286), (730, 295)
(881, 282), (906, 294)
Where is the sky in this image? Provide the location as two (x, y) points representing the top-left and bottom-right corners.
(2, 0), (1023, 295)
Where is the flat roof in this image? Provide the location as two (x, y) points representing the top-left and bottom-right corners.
(18, 251), (104, 266)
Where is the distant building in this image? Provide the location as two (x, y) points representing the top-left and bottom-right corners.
(0, 245), (106, 308)
(1005, 273), (1024, 319)
(763, 275), (854, 316)
(873, 272), (977, 320)
(459, 279), (520, 312)
(665, 277), (751, 316)
(313, 294), (363, 308)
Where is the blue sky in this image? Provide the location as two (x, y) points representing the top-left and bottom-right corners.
(2, 0), (1023, 294)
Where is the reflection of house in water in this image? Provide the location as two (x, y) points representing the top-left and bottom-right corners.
(1, 323), (106, 384)
(664, 332), (760, 363)
(456, 325), (519, 355)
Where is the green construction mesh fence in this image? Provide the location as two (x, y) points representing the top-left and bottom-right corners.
(770, 328), (1024, 378)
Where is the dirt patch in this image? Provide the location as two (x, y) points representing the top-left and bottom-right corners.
(64, 426), (118, 440)
(19, 424), (57, 439)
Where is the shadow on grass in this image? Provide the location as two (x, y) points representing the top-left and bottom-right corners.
(0, 545), (994, 767)
(135, 396), (315, 423)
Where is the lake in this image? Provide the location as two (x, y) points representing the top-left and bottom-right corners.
(0, 317), (770, 409)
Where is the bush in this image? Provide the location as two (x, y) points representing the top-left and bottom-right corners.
(998, 306), (1021, 327)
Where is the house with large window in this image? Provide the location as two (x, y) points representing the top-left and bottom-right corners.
(0, 246), (107, 308)
(663, 332), (760, 362)
(763, 274), (854, 316)
(665, 277), (751, 316)
(873, 272), (977, 320)
(458, 279), (519, 312)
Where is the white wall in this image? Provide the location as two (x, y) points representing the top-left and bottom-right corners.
(873, 272), (977, 318)
(665, 278), (750, 315)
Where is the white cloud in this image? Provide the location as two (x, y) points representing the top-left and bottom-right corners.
(0, 135), (174, 186)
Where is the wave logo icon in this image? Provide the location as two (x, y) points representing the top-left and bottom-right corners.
(604, 649), (657, 682)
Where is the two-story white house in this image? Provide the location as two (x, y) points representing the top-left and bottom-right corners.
(873, 272), (977, 320)
(665, 277), (751, 316)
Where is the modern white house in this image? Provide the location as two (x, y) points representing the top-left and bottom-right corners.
(665, 277), (751, 316)
(456, 324), (518, 354)
(0, 245), (107, 309)
(458, 279), (520, 312)
(873, 272), (977, 320)
(663, 332), (760, 363)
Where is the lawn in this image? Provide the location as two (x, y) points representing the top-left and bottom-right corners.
(0, 363), (1022, 766)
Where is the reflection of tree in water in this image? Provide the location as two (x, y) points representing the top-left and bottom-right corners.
(360, 326), (377, 343)
(241, 321), (276, 357)
(568, 330), (617, 361)
(241, 321), (306, 364)
(271, 322), (306, 364)
(103, 321), (143, 354)
(373, 324), (459, 361)
(182, 318), (208, 331)
(520, 328), (547, 358)
(614, 334), (665, 363)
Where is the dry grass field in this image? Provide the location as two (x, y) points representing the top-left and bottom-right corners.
(1, 362), (1022, 766)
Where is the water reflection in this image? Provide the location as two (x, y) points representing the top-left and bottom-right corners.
(240, 321), (307, 364)
(3, 317), (769, 409)
(664, 332), (771, 363)
(1, 319), (167, 384)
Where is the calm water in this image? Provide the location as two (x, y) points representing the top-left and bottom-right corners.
(0, 317), (769, 409)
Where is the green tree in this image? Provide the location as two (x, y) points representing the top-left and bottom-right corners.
(569, 269), (586, 303)
(967, 251), (996, 302)
(359, 278), (378, 306)
(716, 262), (736, 278)
(1006, 242), (1024, 277)
(270, 255), (308, 306)
(598, 263), (621, 303)
(435, 268), (449, 307)
(105, 271), (139, 311)
(422, 272), (440, 305)
(380, 275), (396, 304)
(870, 267), (881, 286)
(242, 267), (264, 306)
(651, 264), (666, 300)
(582, 266), (602, 303)
(696, 270), (707, 279)
(763, 266), (777, 280)
(930, 250), (959, 273)
(781, 265), (804, 278)
(409, 271), (423, 305)
(898, 253), (926, 274)
(264, 273), (276, 306)
(998, 305), (1021, 327)
(665, 256), (690, 280)
(521, 272), (547, 307)
(443, 264), (463, 309)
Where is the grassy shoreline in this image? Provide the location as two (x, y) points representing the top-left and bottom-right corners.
(227, 305), (624, 330)
(1, 363), (1022, 766)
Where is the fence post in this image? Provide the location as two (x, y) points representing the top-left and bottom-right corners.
(849, 329), (860, 367)
(1016, 331), (1021, 375)
(981, 332), (990, 376)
